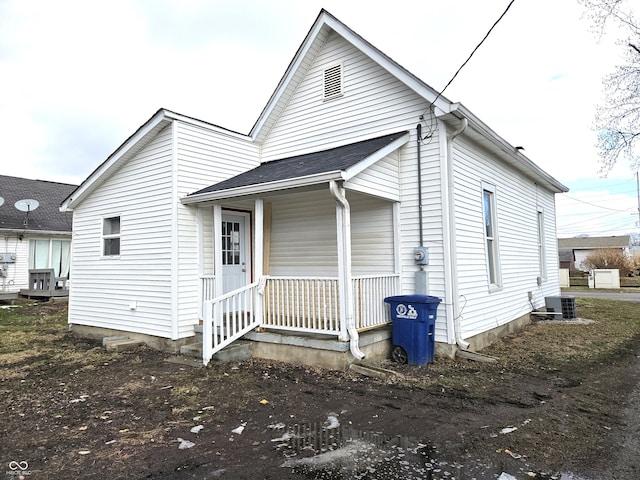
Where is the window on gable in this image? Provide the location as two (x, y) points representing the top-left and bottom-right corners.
(323, 64), (343, 100)
(482, 184), (501, 288)
(537, 208), (546, 280)
(103, 216), (121, 256)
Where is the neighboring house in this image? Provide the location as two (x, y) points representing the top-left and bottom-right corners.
(558, 236), (631, 271)
(0, 175), (76, 297)
(61, 10), (567, 366)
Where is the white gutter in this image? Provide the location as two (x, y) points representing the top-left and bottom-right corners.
(1, 229), (71, 237)
(181, 171), (345, 205)
(329, 180), (365, 360)
(441, 116), (470, 350)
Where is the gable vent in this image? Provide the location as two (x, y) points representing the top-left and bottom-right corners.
(323, 64), (343, 100)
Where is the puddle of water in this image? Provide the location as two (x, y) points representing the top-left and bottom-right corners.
(271, 419), (596, 480)
(271, 421), (464, 479)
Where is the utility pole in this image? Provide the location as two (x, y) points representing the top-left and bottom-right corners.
(637, 170), (640, 229)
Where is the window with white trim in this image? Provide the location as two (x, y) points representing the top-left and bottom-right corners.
(482, 183), (501, 287)
(323, 63), (343, 100)
(103, 216), (120, 256)
(537, 207), (546, 280)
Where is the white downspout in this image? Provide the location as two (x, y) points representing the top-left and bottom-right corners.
(329, 180), (365, 360)
(443, 116), (470, 350)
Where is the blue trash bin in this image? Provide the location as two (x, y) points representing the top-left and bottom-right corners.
(384, 294), (442, 365)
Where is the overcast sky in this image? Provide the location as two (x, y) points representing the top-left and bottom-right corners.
(1, 0), (638, 238)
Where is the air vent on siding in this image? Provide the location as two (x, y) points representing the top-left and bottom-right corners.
(323, 64), (343, 100)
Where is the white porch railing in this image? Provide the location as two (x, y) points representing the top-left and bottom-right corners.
(262, 276), (341, 335)
(200, 273), (398, 364)
(199, 274), (216, 319)
(202, 280), (263, 365)
(261, 274), (398, 334)
(352, 274), (399, 330)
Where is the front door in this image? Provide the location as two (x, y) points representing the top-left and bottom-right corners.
(221, 214), (248, 294)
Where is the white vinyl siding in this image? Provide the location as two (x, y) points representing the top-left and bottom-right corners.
(267, 189), (395, 277)
(68, 126), (175, 338)
(349, 194), (395, 275)
(260, 32), (431, 162)
(346, 151), (400, 201)
(175, 122), (259, 337)
(269, 190), (338, 276)
(451, 135), (561, 339)
(258, 32), (448, 337)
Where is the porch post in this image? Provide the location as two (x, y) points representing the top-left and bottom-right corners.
(393, 202), (402, 292)
(254, 199), (264, 279)
(254, 198), (264, 324)
(213, 204), (223, 299)
(334, 197), (349, 342)
(330, 181), (364, 359)
(197, 206), (204, 320)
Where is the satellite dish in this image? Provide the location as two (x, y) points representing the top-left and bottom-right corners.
(0, 196), (4, 207)
(15, 199), (40, 212)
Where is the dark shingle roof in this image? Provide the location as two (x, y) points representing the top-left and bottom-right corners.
(0, 175), (76, 232)
(558, 236), (631, 250)
(190, 131), (408, 196)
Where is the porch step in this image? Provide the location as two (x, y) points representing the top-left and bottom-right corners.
(103, 336), (146, 352)
(180, 340), (253, 363)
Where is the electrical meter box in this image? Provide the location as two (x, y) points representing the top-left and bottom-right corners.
(0, 253), (17, 263)
(414, 246), (429, 265)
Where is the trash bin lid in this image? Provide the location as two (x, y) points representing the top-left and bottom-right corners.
(384, 294), (442, 304)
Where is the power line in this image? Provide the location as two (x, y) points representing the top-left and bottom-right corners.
(561, 194), (635, 213)
(429, 0), (517, 108)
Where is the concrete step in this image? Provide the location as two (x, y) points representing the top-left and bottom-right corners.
(104, 338), (146, 352)
(180, 340), (253, 363)
(180, 343), (202, 358)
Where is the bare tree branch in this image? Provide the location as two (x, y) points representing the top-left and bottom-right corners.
(579, 0), (640, 174)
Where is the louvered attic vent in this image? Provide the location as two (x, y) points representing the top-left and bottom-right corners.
(323, 64), (343, 100)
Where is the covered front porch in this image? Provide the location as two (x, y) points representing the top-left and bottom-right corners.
(182, 132), (409, 365)
(199, 272), (398, 365)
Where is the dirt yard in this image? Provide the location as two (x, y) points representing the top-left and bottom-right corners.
(1, 297), (639, 480)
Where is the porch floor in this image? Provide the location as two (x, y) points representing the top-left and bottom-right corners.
(19, 289), (70, 300)
(0, 291), (19, 301)
(189, 325), (392, 370)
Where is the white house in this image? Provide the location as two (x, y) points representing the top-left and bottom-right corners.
(61, 10), (567, 367)
(1, 175), (76, 300)
(558, 236), (631, 271)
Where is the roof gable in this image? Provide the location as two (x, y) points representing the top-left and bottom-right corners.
(249, 9), (567, 194)
(184, 131), (409, 202)
(61, 109), (252, 211)
(0, 175), (76, 232)
(250, 9), (449, 144)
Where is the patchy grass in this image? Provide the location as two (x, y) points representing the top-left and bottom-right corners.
(396, 297), (640, 393)
(1, 297), (640, 479)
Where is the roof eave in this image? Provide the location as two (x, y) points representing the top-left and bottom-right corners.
(181, 171), (346, 205)
(60, 109), (172, 211)
(440, 103), (569, 194)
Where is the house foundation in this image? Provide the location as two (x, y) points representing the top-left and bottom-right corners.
(245, 328), (392, 370)
(435, 313), (532, 359)
(68, 324), (195, 353)
(71, 314), (530, 369)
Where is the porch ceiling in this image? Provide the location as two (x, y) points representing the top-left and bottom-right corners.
(181, 131), (409, 204)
